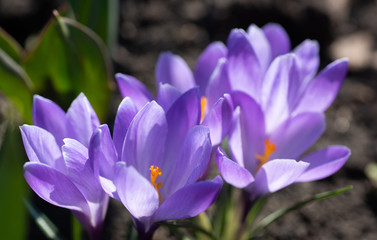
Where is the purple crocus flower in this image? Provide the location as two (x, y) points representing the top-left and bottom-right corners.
(213, 24), (350, 200)
(115, 45), (233, 146)
(21, 93), (108, 239)
(89, 92), (223, 238)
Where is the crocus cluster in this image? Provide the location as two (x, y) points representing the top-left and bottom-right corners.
(21, 22), (350, 239)
(90, 93), (223, 237)
(213, 24), (350, 201)
(21, 94), (108, 239)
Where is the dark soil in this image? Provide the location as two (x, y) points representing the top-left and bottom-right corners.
(2, 0), (377, 239)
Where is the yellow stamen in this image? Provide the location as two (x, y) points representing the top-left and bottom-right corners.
(200, 96), (207, 123)
(150, 165), (163, 204)
(255, 139), (276, 170)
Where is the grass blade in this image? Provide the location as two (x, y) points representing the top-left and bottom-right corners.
(23, 198), (61, 240)
(250, 185), (353, 237)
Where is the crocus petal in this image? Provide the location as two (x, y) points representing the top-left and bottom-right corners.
(122, 101), (168, 178)
(202, 96), (233, 146)
(252, 159), (309, 198)
(163, 126), (212, 198)
(229, 91), (265, 174)
(20, 125), (65, 172)
(62, 138), (101, 202)
(32, 95), (66, 146)
(270, 113), (325, 159)
(156, 83), (182, 111)
(206, 58), (232, 108)
(293, 58), (348, 115)
(216, 148), (254, 188)
(153, 176), (223, 223)
(247, 24), (271, 72)
(296, 146), (350, 182)
(63, 139), (109, 231)
(24, 162), (90, 214)
(227, 29), (262, 101)
(294, 39), (319, 89)
(89, 125), (118, 199)
(156, 52), (196, 93)
(194, 42), (227, 95)
(163, 88), (200, 177)
(62, 138), (89, 176)
(66, 93), (100, 147)
(261, 54), (300, 132)
(115, 73), (154, 110)
(115, 163), (159, 221)
(62, 138), (93, 177)
(113, 97), (138, 156)
(262, 23), (291, 59)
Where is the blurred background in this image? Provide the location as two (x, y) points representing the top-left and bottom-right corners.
(1, 0), (377, 239)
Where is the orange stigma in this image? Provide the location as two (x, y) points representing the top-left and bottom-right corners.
(200, 96), (207, 123)
(255, 139), (276, 170)
(150, 165), (163, 204)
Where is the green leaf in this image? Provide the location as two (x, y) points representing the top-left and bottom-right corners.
(23, 16), (72, 92)
(23, 12), (112, 120)
(0, 27), (22, 62)
(72, 213), (82, 240)
(68, 0), (118, 54)
(245, 196), (268, 227)
(0, 48), (33, 123)
(196, 212), (213, 240)
(249, 185), (353, 237)
(156, 221), (219, 240)
(24, 199), (61, 240)
(126, 222), (138, 240)
(0, 126), (29, 240)
(212, 183), (232, 237)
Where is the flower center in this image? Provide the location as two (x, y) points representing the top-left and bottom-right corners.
(200, 96), (207, 123)
(255, 139), (276, 170)
(150, 165), (163, 204)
